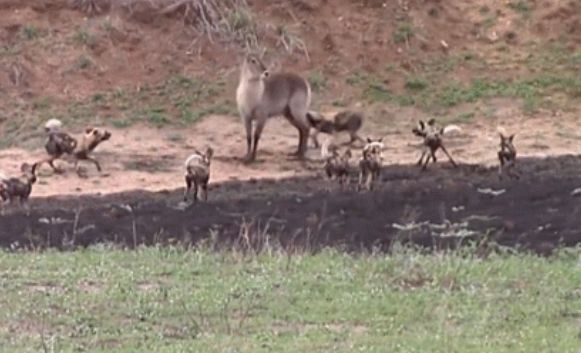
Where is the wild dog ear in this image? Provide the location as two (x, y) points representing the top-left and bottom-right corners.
(377, 137), (383, 143)
(205, 147), (214, 159)
(508, 134), (515, 142)
(85, 128), (94, 134)
(344, 149), (352, 158)
(306, 112), (321, 127)
(427, 118), (436, 126)
(419, 120), (425, 130)
(366, 137), (372, 143)
(20, 163), (31, 172)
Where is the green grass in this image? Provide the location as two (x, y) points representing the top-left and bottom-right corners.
(20, 25), (41, 41)
(308, 70), (328, 93)
(2, 245), (581, 352)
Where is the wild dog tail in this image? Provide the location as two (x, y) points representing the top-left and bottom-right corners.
(443, 124), (462, 135)
(321, 137), (338, 159)
(497, 126), (508, 136)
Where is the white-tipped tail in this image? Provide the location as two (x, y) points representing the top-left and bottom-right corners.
(497, 126), (508, 136)
(443, 124), (462, 135)
(321, 137), (337, 159)
(45, 118), (62, 132)
(184, 153), (204, 168)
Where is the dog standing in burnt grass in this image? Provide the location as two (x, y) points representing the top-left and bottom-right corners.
(358, 137), (383, 191)
(412, 119), (458, 171)
(321, 139), (352, 189)
(0, 162), (38, 215)
(184, 147), (213, 202)
(498, 132), (519, 180)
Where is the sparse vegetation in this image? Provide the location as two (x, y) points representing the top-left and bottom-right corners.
(404, 76), (429, 91)
(508, 0), (533, 18)
(20, 25), (41, 41)
(144, 105), (170, 127)
(308, 69), (328, 93)
(77, 54), (93, 69)
(393, 22), (414, 44)
(70, 27), (98, 46)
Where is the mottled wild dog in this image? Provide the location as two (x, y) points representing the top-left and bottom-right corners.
(38, 119), (78, 173)
(306, 110), (364, 148)
(358, 137), (383, 191)
(0, 162), (38, 215)
(412, 119), (457, 170)
(183, 147), (213, 202)
(498, 132), (519, 179)
(236, 54), (311, 163)
(321, 139), (352, 188)
(73, 127), (111, 176)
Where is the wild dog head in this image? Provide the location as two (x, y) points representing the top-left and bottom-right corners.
(362, 137), (384, 161)
(499, 133), (516, 162)
(306, 111), (336, 134)
(81, 127), (111, 153)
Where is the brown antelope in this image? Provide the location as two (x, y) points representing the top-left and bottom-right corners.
(236, 54), (311, 163)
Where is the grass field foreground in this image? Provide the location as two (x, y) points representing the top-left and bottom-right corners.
(1, 245), (581, 352)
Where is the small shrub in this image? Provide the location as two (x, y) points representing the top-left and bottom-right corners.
(92, 93), (106, 103)
(71, 28), (98, 46)
(363, 81), (391, 103)
(145, 105), (170, 127)
(346, 70), (367, 86)
(508, 1), (532, 18)
(394, 23), (413, 44)
(308, 70), (327, 93)
(33, 96), (53, 110)
(77, 55), (93, 69)
(404, 76), (429, 91)
(20, 25), (40, 41)
(483, 17), (496, 28)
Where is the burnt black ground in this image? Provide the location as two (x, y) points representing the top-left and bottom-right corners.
(2, 154), (581, 254)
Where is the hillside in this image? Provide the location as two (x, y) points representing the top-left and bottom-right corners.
(1, 0), (581, 196)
